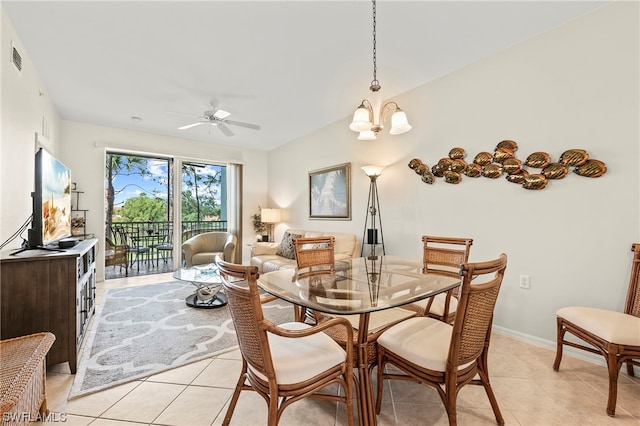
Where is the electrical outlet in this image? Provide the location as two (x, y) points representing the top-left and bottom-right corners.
(520, 274), (531, 289)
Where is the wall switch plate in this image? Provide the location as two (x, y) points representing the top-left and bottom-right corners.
(520, 274), (531, 289)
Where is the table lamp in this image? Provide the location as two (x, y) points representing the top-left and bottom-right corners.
(260, 208), (282, 242)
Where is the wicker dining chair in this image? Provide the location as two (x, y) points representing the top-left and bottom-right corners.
(553, 243), (640, 417)
(292, 236), (335, 324)
(214, 258), (356, 426)
(411, 235), (473, 323)
(376, 253), (508, 426)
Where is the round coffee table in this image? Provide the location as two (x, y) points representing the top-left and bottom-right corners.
(173, 263), (227, 309)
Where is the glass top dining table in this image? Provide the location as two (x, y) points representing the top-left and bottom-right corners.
(257, 255), (461, 426)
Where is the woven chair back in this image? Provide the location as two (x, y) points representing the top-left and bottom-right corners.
(449, 253), (507, 367)
(626, 243), (640, 317)
(422, 236), (473, 277)
(293, 236), (335, 273)
(216, 258), (276, 380)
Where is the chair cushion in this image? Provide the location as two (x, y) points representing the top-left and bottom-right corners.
(249, 322), (346, 385)
(412, 292), (458, 316)
(251, 242), (280, 256)
(192, 252), (222, 266)
(378, 317), (473, 372)
(557, 307), (640, 346)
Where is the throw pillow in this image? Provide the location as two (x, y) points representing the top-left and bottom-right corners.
(276, 232), (302, 259)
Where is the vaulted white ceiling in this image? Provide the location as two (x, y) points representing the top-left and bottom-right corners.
(4, 1), (608, 151)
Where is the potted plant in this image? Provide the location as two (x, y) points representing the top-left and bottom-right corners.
(252, 211), (267, 241)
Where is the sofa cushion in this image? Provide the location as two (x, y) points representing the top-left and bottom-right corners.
(325, 232), (357, 257)
(276, 231), (302, 259)
(261, 257), (298, 273)
(252, 242), (280, 256)
(250, 228), (360, 274)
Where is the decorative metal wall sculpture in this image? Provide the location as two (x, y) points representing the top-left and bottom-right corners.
(408, 140), (606, 190)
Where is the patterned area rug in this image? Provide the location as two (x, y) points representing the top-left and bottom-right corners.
(69, 281), (293, 399)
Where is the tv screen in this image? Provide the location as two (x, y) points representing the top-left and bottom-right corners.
(32, 148), (72, 247)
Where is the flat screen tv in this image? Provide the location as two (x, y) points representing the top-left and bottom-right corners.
(27, 148), (72, 248)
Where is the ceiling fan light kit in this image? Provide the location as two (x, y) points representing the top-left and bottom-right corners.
(349, 0), (412, 140)
(175, 103), (260, 137)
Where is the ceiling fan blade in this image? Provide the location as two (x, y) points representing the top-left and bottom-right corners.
(225, 120), (261, 130)
(178, 122), (206, 130)
(217, 123), (234, 137)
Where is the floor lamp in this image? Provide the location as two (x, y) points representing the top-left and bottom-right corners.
(260, 208), (281, 243)
(361, 166), (385, 259)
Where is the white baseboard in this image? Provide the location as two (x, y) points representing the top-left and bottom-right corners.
(493, 326), (640, 376)
(492, 325), (608, 367)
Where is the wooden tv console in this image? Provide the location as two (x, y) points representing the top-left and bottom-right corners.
(0, 238), (97, 373)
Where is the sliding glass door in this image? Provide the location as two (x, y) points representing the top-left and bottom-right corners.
(180, 160), (228, 246)
(104, 151), (233, 279)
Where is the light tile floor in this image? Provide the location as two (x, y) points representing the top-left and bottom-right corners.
(40, 273), (640, 425)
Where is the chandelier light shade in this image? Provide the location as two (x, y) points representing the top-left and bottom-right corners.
(350, 0), (412, 140)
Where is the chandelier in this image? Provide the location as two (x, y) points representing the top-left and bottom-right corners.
(349, 0), (412, 140)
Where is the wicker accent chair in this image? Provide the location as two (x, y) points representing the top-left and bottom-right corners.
(0, 332), (55, 422)
(553, 243), (640, 417)
(376, 253), (508, 426)
(410, 236), (473, 323)
(105, 237), (129, 277)
(214, 258), (355, 426)
(292, 236), (335, 323)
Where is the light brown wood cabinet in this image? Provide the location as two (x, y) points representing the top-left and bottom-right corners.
(0, 238), (97, 373)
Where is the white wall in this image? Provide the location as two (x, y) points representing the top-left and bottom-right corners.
(1, 7), (62, 247)
(267, 2), (640, 343)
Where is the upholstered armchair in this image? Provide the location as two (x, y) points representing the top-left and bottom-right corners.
(181, 231), (237, 267)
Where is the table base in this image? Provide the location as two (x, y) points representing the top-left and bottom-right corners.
(185, 292), (227, 309)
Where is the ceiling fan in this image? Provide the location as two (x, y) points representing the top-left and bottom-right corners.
(172, 105), (260, 137)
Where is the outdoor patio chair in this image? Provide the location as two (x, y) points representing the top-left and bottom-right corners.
(105, 237), (129, 276)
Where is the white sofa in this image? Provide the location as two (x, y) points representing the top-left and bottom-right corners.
(250, 229), (361, 273)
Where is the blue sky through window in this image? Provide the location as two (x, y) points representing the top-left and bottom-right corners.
(107, 156), (223, 208)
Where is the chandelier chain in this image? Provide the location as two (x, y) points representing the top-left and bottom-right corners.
(371, 0), (378, 87)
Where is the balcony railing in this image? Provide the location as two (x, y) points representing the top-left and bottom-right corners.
(105, 220), (228, 279)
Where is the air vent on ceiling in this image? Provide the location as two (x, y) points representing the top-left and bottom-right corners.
(11, 43), (22, 73)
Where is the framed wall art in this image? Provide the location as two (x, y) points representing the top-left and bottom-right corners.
(309, 162), (351, 220)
